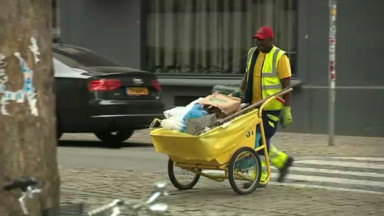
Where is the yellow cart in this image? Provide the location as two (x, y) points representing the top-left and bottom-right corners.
(150, 95), (286, 195)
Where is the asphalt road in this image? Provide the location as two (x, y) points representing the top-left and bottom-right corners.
(58, 138), (168, 172)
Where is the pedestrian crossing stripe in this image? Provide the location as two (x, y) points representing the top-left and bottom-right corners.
(269, 182), (384, 195)
(269, 173), (384, 188)
(270, 166), (384, 178)
(275, 156), (384, 194)
(295, 160), (384, 170)
(202, 156), (384, 194)
(330, 157), (384, 162)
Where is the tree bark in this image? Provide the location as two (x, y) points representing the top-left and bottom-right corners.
(0, 0), (60, 215)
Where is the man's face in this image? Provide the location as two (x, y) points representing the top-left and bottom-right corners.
(255, 38), (273, 53)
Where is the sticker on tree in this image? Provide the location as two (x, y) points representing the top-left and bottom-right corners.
(0, 37), (39, 116)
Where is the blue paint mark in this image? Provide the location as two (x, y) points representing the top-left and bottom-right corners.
(16, 92), (22, 100)
(21, 61), (27, 73)
(24, 78), (32, 92)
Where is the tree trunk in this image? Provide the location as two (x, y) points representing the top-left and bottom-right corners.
(0, 0), (60, 215)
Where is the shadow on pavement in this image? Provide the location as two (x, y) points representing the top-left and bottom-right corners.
(58, 140), (153, 149)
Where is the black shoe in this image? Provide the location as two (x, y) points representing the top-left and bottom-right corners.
(277, 156), (294, 183)
(243, 182), (266, 189)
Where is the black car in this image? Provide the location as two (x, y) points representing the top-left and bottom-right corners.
(53, 43), (164, 144)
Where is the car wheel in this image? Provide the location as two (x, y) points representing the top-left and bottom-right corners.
(94, 130), (134, 143)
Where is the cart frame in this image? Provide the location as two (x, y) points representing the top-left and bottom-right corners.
(170, 95), (276, 185)
(151, 88), (293, 194)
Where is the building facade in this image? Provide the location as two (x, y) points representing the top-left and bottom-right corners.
(57, 0), (384, 137)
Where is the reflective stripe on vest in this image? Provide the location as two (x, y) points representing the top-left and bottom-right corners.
(246, 46), (286, 110)
(261, 49), (280, 77)
(262, 84), (282, 90)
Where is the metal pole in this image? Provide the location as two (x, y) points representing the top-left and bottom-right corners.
(328, 0), (337, 146)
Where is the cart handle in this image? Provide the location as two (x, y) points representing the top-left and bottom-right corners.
(216, 84), (296, 125)
(258, 88), (293, 118)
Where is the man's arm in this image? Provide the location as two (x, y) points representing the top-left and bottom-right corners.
(278, 54), (293, 127)
(277, 54), (292, 106)
(280, 77), (291, 106)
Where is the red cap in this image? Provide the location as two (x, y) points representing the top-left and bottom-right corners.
(253, 26), (274, 40)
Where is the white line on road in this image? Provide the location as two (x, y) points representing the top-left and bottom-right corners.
(204, 168), (384, 185)
(204, 165), (384, 178)
(330, 157), (384, 162)
(295, 160), (384, 170)
(269, 182), (384, 195)
(270, 166), (384, 178)
(270, 173), (384, 188)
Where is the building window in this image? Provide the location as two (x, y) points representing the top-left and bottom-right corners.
(144, 0), (297, 75)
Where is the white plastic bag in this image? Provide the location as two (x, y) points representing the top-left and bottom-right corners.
(160, 118), (184, 131)
(163, 97), (203, 119)
(163, 107), (187, 119)
(161, 97), (204, 131)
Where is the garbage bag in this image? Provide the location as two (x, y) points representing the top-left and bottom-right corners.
(160, 118), (185, 131)
(180, 104), (209, 132)
(164, 98), (202, 119)
(185, 113), (217, 135)
(183, 104), (208, 120)
(199, 93), (241, 117)
(162, 98), (204, 131)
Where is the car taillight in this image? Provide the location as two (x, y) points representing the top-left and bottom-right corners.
(88, 79), (122, 91)
(152, 79), (161, 91)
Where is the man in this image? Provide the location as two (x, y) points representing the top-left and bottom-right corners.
(239, 26), (294, 186)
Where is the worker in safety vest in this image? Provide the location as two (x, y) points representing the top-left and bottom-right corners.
(238, 26), (294, 187)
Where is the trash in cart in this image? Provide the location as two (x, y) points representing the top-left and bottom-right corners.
(154, 93), (241, 135)
(198, 92), (241, 118)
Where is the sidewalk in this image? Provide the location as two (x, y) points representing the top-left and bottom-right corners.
(60, 130), (384, 215)
(60, 168), (384, 216)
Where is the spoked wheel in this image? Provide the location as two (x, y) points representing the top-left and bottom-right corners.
(168, 158), (200, 190)
(228, 147), (262, 195)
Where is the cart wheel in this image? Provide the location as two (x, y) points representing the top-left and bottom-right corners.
(228, 147), (262, 195)
(168, 159), (200, 190)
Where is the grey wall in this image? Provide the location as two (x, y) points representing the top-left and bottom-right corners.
(59, 0), (142, 68)
(294, 0), (384, 136)
(337, 0), (384, 86)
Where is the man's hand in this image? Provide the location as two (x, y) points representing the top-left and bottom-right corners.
(280, 106), (293, 128)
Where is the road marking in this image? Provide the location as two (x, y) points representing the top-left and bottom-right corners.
(193, 157), (384, 194)
(270, 166), (384, 178)
(330, 157), (384, 162)
(270, 173), (384, 188)
(295, 160), (384, 170)
(269, 182), (384, 195)
(202, 168), (384, 182)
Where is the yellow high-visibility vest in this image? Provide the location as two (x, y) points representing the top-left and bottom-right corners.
(246, 45), (286, 111)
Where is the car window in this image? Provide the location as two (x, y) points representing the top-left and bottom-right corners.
(53, 46), (120, 67)
(53, 58), (73, 75)
(53, 53), (83, 68)
(53, 58), (91, 79)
